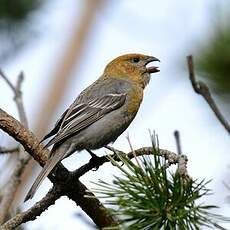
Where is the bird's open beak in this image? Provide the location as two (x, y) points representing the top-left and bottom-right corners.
(146, 56), (160, 73)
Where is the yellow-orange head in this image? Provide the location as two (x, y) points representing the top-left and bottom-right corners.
(103, 53), (160, 88)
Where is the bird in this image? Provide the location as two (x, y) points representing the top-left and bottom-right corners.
(24, 53), (160, 201)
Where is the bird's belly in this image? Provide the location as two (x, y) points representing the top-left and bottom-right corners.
(67, 109), (135, 150)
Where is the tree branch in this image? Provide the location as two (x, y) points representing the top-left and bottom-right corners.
(0, 108), (48, 165)
(186, 55), (230, 134)
(65, 180), (118, 228)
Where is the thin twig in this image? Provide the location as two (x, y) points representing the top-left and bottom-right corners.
(14, 72), (28, 128)
(0, 70), (16, 94)
(173, 130), (190, 180)
(0, 71), (30, 224)
(0, 156), (32, 224)
(174, 130), (182, 155)
(186, 55), (230, 134)
(0, 70), (28, 128)
(0, 187), (62, 230)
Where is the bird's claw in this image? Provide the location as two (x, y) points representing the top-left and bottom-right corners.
(104, 145), (125, 167)
(111, 160), (124, 167)
(87, 149), (101, 171)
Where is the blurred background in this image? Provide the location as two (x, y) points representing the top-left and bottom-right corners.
(0, 0), (229, 229)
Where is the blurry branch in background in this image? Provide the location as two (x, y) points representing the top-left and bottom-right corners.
(0, 70), (31, 224)
(2, 187), (63, 230)
(174, 130), (182, 155)
(195, 15), (230, 105)
(0, 70), (27, 126)
(35, 0), (105, 138)
(0, 146), (19, 154)
(187, 55), (230, 134)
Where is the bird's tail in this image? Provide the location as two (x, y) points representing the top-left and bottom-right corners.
(24, 148), (64, 202)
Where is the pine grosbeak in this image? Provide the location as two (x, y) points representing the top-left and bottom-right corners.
(25, 53), (160, 201)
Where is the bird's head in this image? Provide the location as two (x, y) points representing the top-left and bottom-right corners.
(103, 53), (160, 88)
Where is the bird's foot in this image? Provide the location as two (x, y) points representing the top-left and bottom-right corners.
(86, 149), (101, 171)
(104, 145), (124, 166)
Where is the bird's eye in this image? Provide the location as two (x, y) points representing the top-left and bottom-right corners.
(132, 57), (140, 63)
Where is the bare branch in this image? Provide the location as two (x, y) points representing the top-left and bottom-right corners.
(0, 71), (31, 223)
(0, 70), (28, 128)
(0, 187), (62, 230)
(0, 156), (31, 223)
(72, 146), (188, 179)
(186, 55), (230, 134)
(0, 70), (16, 94)
(0, 108), (48, 165)
(14, 72), (28, 128)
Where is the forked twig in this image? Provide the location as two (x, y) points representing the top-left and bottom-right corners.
(0, 70), (31, 224)
(187, 55), (230, 134)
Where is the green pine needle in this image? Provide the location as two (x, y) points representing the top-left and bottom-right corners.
(91, 148), (230, 230)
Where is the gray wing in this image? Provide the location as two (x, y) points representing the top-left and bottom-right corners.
(40, 109), (68, 143)
(44, 93), (126, 148)
(40, 94), (85, 143)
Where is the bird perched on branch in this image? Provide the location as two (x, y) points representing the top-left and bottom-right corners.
(25, 53), (160, 201)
